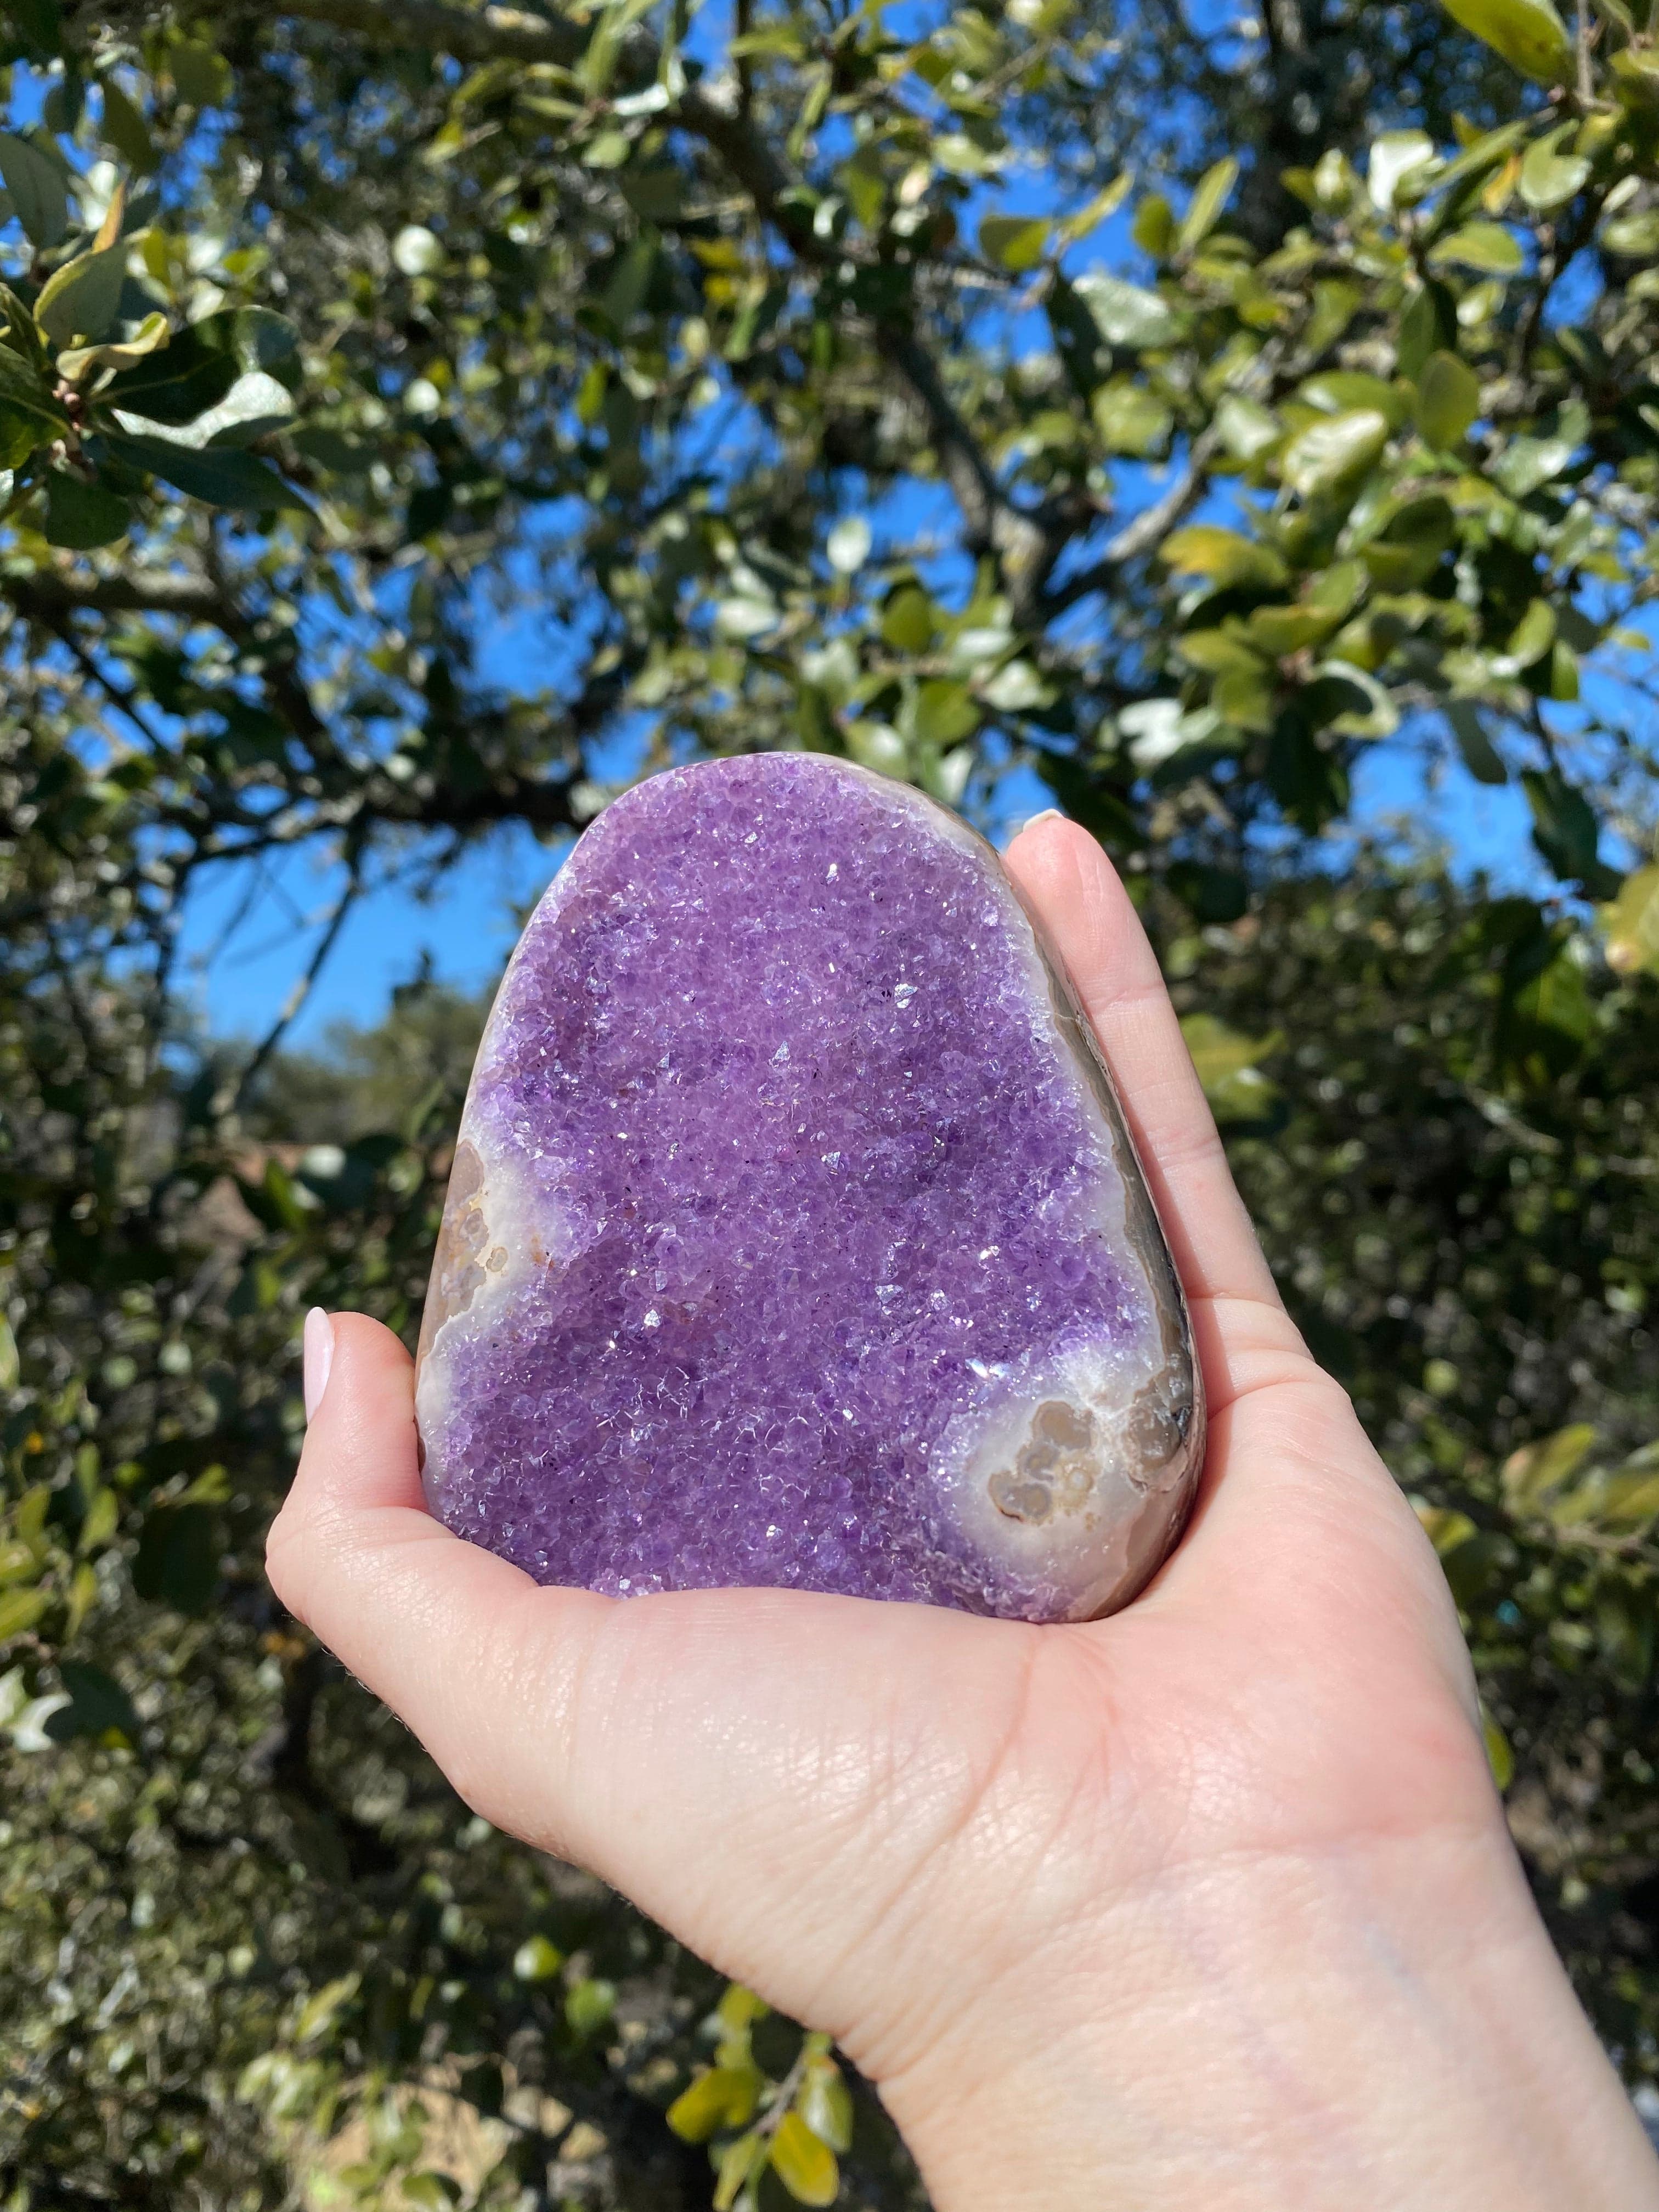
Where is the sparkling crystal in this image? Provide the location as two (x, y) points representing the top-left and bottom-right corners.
(415, 754), (1204, 1622)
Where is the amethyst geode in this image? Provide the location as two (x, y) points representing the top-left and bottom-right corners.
(415, 754), (1203, 1622)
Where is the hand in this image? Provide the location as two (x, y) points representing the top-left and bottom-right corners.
(268, 817), (1659, 2212)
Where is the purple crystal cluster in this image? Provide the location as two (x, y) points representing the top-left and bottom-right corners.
(415, 754), (1201, 1622)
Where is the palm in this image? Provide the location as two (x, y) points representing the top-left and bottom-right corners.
(269, 817), (1494, 2142)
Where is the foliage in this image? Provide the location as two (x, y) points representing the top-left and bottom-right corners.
(2, 0), (1658, 2202)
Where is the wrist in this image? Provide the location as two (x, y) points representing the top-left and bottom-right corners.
(879, 1819), (1658, 2212)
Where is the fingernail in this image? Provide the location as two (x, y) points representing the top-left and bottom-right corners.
(1017, 808), (1064, 832)
(303, 1308), (335, 1424)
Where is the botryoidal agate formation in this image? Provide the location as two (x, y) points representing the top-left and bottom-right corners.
(415, 753), (1204, 1623)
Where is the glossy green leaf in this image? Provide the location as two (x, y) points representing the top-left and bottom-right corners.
(0, 1588), (49, 1642)
(1368, 131), (1435, 212)
(0, 129), (67, 247)
(979, 213), (1051, 272)
(1437, 0), (1572, 83)
(170, 38), (234, 109)
(98, 78), (158, 172)
(564, 1976), (616, 2037)
(1414, 351), (1480, 447)
(1522, 766), (1604, 886)
(797, 2057), (854, 2154)
(44, 470), (131, 548)
(1519, 139), (1589, 211)
(106, 433), (312, 513)
(35, 246), (126, 347)
(770, 2112), (839, 2207)
(511, 1934), (563, 1981)
(1447, 701), (1507, 783)
(0, 345), (69, 464)
(1280, 408), (1389, 498)
(1602, 211), (1659, 258)
(1177, 157), (1238, 252)
(42, 1660), (139, 1745)
(826, 515), (871, 574)
(1427, 221), (1525, 273)
(1160, 524), (1286, 587)
(1602, 864), (1659, 978)
(1074, 272), (1176, 349)
(1091, 380), (1171, 455)
(664, 2064), (761, 2142)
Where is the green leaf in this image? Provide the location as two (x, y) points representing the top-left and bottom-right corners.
(4, 0), (61, 62)
(1493, 428), (1577, 498)
(770, 2112), (839, 2207)
(1499, 597), (1557, 674)
(826, 515), (871, 573)
(42, 1661), (140, 1746)
(58, 309), (170, 382)
(35, 245), (127, 347)
(979, 213), (1051, 272)
(1519, 137), (1589, 211)
(0, 1315), (17, 1390)
(0, 346), (69, 466)
(170, 37), (233, 109)
(106, 432), (312, 513)
(564, 1976), (616, 2037)
(881, 585), (935, 653)
(44, 469), (131, 548)
(0, 129), (68, 248)
(1521, 766), (1603, 885)
(1427, 221), (1524, 274)
(1280, 408), (1389, 498)
(1414, 351), (1480, 447)
(103, 321), (239, 424)
(1091, 380), (1171, 455)
(1397, 281), (1459, 381)
(1601, 210), (1659, 258)
(1180, 1013), (1282, 1121)
(1160, 524), (1286, 588)
(1299, 371), (1411, 428)
(294, 1972), (360, 2045)
(1177, 157), (1238, 253)
(0, 1588), (49, 1643)
(1074, 272), (1176, 349)
(798, 2057), (854, 2154)
(1447, 701), (1507, 783)
(665, 2065), (762, 2142)
(1601, 862), (1659, 978)
(1437, 0), (1572, 81)
(908, 679), (980, 747)
(1368, 131), (1436, 212)
(511, 1934), (563, 1981)
(1214, 394), (1280, 462)
(714, 2134), (765, 2212)
(98, 77), (158, 172)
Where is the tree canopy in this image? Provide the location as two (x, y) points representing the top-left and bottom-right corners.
(2, 0), (1657, 2203)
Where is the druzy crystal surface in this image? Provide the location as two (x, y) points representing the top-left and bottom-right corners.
(415, 754), (1203, 1623)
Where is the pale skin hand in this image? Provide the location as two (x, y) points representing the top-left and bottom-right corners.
(268, 817), (1659, 2212)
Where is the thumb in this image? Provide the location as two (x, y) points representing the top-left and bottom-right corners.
(266, 1312), (1050, 2066)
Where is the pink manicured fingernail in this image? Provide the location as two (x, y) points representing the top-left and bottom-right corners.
(303, 1308), (334, 1423)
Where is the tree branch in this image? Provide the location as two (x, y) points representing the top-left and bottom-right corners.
(1041, 426), (1219, 619)
(271, 0), (1055, 614)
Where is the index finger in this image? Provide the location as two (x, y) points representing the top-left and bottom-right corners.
(1003, 817), (1295, 1345)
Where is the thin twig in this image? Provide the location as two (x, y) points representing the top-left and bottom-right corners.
(228, 845), (363, 1114)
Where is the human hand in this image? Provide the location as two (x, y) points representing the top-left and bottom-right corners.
(267, 816), (1659, 2212)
